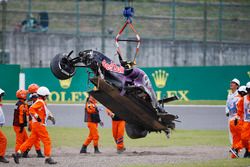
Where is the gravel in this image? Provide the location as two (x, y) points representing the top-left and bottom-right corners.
(4, 146), (229, 167)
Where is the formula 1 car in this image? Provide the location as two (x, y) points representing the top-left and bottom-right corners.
(50, 50), (179, 139)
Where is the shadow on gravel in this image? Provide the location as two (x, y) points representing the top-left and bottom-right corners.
(74, 151), (193, 157)
(127, 151), (192, 157)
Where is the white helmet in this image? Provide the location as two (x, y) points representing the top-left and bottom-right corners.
(37, 86), (50, 96)
(231, 78), (240, 86)
(246, 82), (250, 89)
(246, 82), (250, 88)
(0, 88), (5, 96)
(238, 86), (247, 93)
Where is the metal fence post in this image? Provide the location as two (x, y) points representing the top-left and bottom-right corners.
(172, 0), (176, 41)
(203, 0), (207, 66)
(75, 0), (80, 54)
(218, 0), (223, 42)
(76, 0), (80, 35)
(28, 0), (33, 67)
(28, 0), (32, 18)
(101, 0), (106, 54)
(0, 0), (7, 64)
(171, 0), (177, 66)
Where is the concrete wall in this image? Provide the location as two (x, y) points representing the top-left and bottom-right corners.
(137, 40), (250, 67)
(6, 32), (250, 67)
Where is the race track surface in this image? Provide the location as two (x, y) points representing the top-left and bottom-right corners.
(2, 104), (227, 130)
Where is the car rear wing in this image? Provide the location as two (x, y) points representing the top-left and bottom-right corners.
(158, 95), (179, 104)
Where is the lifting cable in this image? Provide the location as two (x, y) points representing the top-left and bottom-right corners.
(115, 0), (140, 66)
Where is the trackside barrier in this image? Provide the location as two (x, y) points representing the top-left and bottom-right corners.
(22, 65), (250, 102)
(0, 65), (249, 101)
(0, 64), (20, 100)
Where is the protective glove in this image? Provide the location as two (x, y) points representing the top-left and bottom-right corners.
(234, 118), (238, 126)
(110, 113), (115, 118)
(48, 116), (56, 125)
(99, 121), (104, 127)
(226, 113), (229, 117)
(36, 116), (42, 122)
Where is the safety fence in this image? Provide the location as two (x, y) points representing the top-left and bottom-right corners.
(1, 0), (250, 43)
(1, 0), (250, 67)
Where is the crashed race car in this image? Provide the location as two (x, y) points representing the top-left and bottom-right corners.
(50, 3), (179, 140)
(50, 50), (179, 139)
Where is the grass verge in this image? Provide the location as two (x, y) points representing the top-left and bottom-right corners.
(126, 159), (250, 167)
(1, 127), (229, 148)
(4, 127), (245, 167)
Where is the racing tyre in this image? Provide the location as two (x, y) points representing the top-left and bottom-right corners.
(50, 53), (76, 80)
(125, 123), (147, 139)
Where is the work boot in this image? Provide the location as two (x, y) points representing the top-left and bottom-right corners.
(22, 149), (30, 158)
(36, 150), (45, 158)
(229, 148), (239, 158)
(45, 157), (57, 165)
(94, 146), (101, 154)
(117, 148), (126, 154)
(12, 153), (21, 164)
(0, 156), (9, 163)
(80, 145), (88, 154)
(244, 149), (249, 158)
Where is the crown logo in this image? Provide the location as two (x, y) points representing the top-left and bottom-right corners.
(248, 71), (250, 78)
(59, 78), (72, 89)
(152, 70), (169, 88)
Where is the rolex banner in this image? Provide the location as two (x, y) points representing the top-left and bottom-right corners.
(22, 66), (250, 102)
(0, 64), (20, 100)
(24, 68), (91, 103)
(143, 66), (249, 101)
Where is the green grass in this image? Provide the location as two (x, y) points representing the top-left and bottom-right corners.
(126, 159), (250, 167)
(4, 127), (245, 166)
(1, 127), (229, 148)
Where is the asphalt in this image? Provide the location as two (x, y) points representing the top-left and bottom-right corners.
(2, 104), (227, 130)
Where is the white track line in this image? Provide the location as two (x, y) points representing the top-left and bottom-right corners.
(166, 105), (224, 108)
(3, 103), (224, 108)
